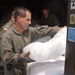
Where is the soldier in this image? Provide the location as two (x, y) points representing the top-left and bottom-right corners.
(0, 10), (16, 60)
(39, 7), (60, 27)
(1, 7), (61, 75)
(0, 10), (16, 59)
(0, 10), (16, 35)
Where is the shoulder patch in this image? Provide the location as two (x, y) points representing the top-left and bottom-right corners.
(3, 27), (8, 31)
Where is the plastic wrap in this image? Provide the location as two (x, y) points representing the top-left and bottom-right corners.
(27, 56), (65, 75)
(23, 27), (67, 61)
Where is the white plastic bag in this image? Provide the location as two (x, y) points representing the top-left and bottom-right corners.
(23, 27), (67, 61)
(27, 56), (65, 75)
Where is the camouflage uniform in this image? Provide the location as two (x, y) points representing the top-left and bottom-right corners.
(1, 25), (58, 75)
(39, 14), (60, 27)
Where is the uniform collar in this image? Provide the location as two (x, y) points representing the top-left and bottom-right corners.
(12, 26), (28, 35)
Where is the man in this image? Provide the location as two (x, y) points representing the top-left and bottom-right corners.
(0, 10), (16, 60)
(0, 10), (16, 61)
(0, 10), (15, 35)
(1, 7), (61, 75)
(39, 7), (60, 27)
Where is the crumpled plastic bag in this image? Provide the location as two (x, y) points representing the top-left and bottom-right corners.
(23, 27), (67, 61)
(27, 56), (65, 75)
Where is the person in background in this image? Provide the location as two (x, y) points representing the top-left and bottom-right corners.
(0, 10), (16, 34)
(1, 7), (61, 75)
(39, 7), (60, 27)
(0, 10), (16, 60)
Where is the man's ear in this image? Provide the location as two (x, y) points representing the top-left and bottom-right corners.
(17, 16), (21, 21)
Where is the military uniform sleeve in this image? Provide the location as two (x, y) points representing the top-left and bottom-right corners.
(1, 34), (20, 64)
(29, 25), (58, 42)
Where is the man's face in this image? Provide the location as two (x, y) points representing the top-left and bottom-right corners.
(18, 11), (31, 30)
(42, 9), (49, 16)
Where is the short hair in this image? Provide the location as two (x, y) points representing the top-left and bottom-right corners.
(15, 7), (31, 21)
(42, 6), (49, 10)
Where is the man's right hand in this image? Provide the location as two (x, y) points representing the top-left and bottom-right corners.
(20, 51), (30, 58)
(20, 51), (35, 63)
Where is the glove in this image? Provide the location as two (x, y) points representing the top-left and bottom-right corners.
(24, 51), (35, 63)
(19, 51), (35, 63)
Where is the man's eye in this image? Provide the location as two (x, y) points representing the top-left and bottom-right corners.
(25, 19), (31, 22)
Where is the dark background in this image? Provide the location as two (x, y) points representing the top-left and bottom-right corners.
(0, 0), (68, 27)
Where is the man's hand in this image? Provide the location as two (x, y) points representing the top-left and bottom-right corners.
(20, 51), (30, 58)
(58, 27), (62, 31)
(20, 51), (35, 63)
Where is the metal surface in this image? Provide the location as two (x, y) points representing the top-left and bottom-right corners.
(64, 0), (75, 75)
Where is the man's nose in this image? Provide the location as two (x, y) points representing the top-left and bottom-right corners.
(29, 20), (31, 25)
